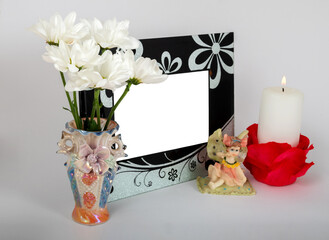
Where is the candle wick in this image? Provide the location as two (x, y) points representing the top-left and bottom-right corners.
(282, 87), (285, 92)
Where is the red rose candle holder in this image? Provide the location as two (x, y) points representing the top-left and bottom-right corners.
(243, 124), (314, 186)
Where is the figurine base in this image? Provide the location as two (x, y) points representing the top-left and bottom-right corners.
(196, 176), (256, 196)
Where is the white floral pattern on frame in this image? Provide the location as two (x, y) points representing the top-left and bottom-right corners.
(188, 33), (234, 89)
(158, 51), (182, 74)
(134, 40), (144, 60)
(100, 90), (113, 108)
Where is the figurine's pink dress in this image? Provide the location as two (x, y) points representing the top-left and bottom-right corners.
(212, 162), (246, 187)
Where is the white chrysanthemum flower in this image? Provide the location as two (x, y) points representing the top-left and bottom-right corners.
(70, 39), (105, 69)
(31, 12), (88, 45)
(65, 51), (131, 91)
(98, 51), (131, 90)
(43, 41), (75, 72)
(125, 50), (168, 84)
(43, 40), (105, 73)
(86, 18), (139, 50)
(65, 69), (104, 91)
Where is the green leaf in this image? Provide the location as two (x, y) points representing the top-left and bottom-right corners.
(63, 107), (71, 112)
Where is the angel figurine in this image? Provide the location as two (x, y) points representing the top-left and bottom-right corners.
(206, 129), (249, 190)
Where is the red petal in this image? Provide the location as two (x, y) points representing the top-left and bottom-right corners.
(268, 148), (310, 185)
(296, 135), (310, 150)
(246, 164), (270, 183)
(272, 148), (307, 172)
(295, 162), (314, 178)
(247, 124), (259, 145)
(264, 161), (314, 186)
(246, 142), (291, 168)
(265, 167), (297, 186)
(304, 144), (314, 155)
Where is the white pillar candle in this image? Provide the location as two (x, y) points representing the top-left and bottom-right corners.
(258, 76), (304, 147)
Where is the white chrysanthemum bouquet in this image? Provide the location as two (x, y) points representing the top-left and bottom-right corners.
(31, 12), (167, 131)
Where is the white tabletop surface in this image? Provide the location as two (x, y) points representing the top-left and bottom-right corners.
(2, 170), (328, 240)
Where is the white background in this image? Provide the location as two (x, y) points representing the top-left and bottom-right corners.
(1, 0), (328, 239)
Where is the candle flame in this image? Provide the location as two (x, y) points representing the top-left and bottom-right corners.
(281, 76), (287, 86)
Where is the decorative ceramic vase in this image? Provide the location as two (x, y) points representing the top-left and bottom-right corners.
(57, 119), (126, 225)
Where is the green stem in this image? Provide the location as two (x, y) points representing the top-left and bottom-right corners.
(60, 72), (81, 129)
(87, 89), (101, 131)
(73, 91), (82, 129)
(73, 91), (77, 109)
(94, 89), (101, 129)
(89, 90), (97, 123)
(96, 97), (101, 130)
(103, 81), (132, 131)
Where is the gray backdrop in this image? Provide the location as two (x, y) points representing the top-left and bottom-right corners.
(0, 0), (328, 239)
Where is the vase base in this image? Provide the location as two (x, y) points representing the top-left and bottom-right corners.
(72, 206), (109, 225)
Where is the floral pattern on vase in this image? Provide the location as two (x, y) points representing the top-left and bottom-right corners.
(58, 119), (125, 225)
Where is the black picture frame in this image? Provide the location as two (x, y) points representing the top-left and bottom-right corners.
(79, 32), (234, 201)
